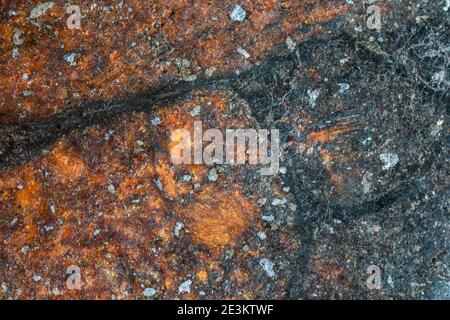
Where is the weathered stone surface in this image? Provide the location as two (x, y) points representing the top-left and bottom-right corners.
(0, 0), (448, 299)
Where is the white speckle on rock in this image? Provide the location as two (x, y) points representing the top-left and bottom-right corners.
(178, 279), (192, 294)
(259, 258), (275, 278)
(107, 184), (116, 195)
(63, 52), (77, 67)
(22, 89), (32, 97)
(307, 89), (320, 107)
(432, 70), (445, 84)
(262, 215), (274, 222)
(29, 2), (55, 19)
(354, 25), (363, 33)
(340, 57), (350, 64)
(237, 47), (250, 59)
(367, 223), (381, 234)
(338, 83), (350, 94)
(205, 67), (217, 77)
(387, 275), (395, 288)
(258, 198), (267, 206)
(361, 172), (373, 194)
(181, 58), (190, 68)
(230, 5), (246, 22)
(174, 221), (185, 237)
(143, 287), (156, 297)
(11, 217), (18, 226)
(52, 287), (61, 295)
(50, 204), (56, 214)
(379, 153), (399, 170)
(444, 0), (450, 11)
(32, 275), (42, 282)
(12, 47), (20, 59)
(271, 198), (287, 206)
(190, 105), (202, 117)
(257, 231), (267, 240)
(151, 117), (161, 125)
(286, 36), (296, 52)
(288, 203), (297, 212)
(183, 75), (197, 82)
(21, 245), (30, 255)
(208, 169), (218, 182)
(93, 229), (101, 237)
(154, 178), (163, 191)
(431, 119), (444, 136)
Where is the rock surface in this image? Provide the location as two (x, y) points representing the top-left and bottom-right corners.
(0, 0), (448, 299)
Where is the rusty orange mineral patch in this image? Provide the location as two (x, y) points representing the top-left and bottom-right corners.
(182, 185), (259, 250)
(0, 88), (290, 299)
(48, 141), (86, 183)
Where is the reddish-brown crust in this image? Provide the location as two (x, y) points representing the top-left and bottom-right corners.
(0, 0), (348, 122)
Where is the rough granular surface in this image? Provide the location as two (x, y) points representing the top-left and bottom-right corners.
(0, 1), (448, 299)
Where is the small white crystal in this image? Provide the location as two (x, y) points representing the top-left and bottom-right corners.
(237, 47), (250, 59)
(379, 153), (399, 170)
(143, 288), (156, 297)
(230, 5), (246, 22)
(307, 89), (320, 107)
(259, 258), (275, 278)
(178, 280), (192, 293)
